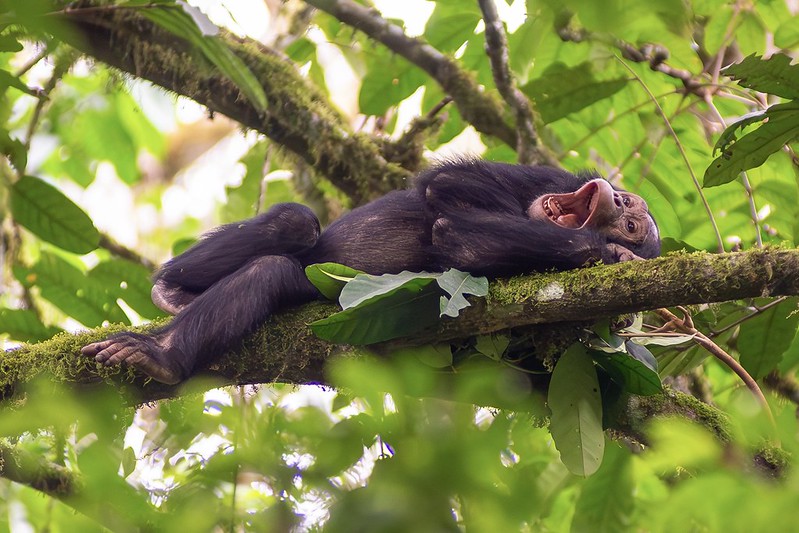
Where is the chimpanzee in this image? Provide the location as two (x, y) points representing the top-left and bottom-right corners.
(82, 160), (660, 384)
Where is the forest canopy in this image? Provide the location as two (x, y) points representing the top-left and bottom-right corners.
(1, 0), (799, 530)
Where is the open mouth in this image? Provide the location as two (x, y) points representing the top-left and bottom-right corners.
(541, 181), (601, 229)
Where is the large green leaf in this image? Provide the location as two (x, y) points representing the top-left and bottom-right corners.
(15, 253), (129, 327)
(704, 101), (799, 187)
(310, 285), (440, 344)
(359, 48), (426, 116)
(570, 444), (635, 533)
(521, 62), (627, 124)
(548, 343), (605, 477)
(436, 269), (488, 318)
(0, 308), (61, 342)
(339, 271), (439, 310)
(424, 1), (480, 53)
(591, 345), (662, 396)
(739, 298), (799, 379)
(305, 263), (365, 301)
(88, 259), (164, 320)
(10, 175), (100, 254)
(723, 53), (799, 99)
(133, 3), (268, 111)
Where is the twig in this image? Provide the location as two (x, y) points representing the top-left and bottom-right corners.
(98, 234), (156, 271)
(477, 0), (546, 166)
(709, 297), (788, 337)
(654, 307), (774, 425)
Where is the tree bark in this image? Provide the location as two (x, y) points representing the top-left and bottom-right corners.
(3, 249), (797, 406)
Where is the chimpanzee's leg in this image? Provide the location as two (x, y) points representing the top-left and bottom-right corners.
(82, 255), (320, 384)
(149, 203), (319, 314)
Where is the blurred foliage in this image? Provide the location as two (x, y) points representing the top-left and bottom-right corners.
(0, 0), (798, 530)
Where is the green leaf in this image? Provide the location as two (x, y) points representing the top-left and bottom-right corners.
(723, 53), (799, 99)
(775, 17), (799, 49)
(138, 5), (267, 111)
(0, 68), (31, 94)
(0, 128), (26, 171)
(359, 50), (426, 116)
(10, 175), (100, 254)
(339, 271), (439, 310)
(591, 345), (662, 396)
(548, 344), (605, 477)
(570, 444), (635, 533)
(474, 334), (510, 361)
(15, 253), (129, 327)
(436, 269), (488, 318)
(391, 344), (453, 368)
(704, 101), (799, 187)
(310, 285), (440, 344)
(0, 34), (23, 52)
(739, 299), (799, 379)
(0, 308), (61, 342)
(305, 263), (364, 301)
(521, 62), (627, 123)
(88, 259), (165, 320)
(424, 2), (481, 53)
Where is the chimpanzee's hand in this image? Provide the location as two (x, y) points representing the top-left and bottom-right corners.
(604, 243), (643, 263)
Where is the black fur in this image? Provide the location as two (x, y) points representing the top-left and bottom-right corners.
(83, 160), (660, 384)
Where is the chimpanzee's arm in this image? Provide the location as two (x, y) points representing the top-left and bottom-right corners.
(431, 211), (623, 276)
(418, 161), (591, 218)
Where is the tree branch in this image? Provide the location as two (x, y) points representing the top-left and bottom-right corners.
(3, 249), (797, 405)
(304, 0), (524, 154)
(477, 0), (550, 166)
(50, 1), (409, 205)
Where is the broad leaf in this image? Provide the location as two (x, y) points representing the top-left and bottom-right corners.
(591, 345), (662, 396)
(548, 344), (605, 476)
(723, 53), (799, 99)
(704, 101), (799, 187)
(88, 259), (165, 320)
(521, 62), (626, 124)
(310, 285), (440, 344)
(0, 308), (61, 342)
(739, 298), (799, 379)
(305, 263), (364, 301)
(136, 4), (268, 111)
(339, 271), (439, 310)
(15, 253), (129, 327)
(474, 334), (510, 361)
(436, 269), (488, 317)
(10, 175), (100, 254)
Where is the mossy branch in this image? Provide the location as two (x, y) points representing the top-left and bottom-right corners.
(3, 248), (797, 409)
(49, 0), (409, 205)
(6, 249), (797, 498)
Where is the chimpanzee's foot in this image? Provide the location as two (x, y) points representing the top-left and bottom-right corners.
(81, 332), (184, 385)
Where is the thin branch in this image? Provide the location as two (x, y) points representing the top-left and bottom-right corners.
(98, 234), (156, 271)
(710, 297), (788, 337)
(477, 0), (545, 165)
(303, 0), (534, 159)
(654, 307), (774, 425)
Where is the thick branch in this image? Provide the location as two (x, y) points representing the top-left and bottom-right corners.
(3, 249), (798, 407)
(51, 1), (409, 204)
(304, 0), (522, 152)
